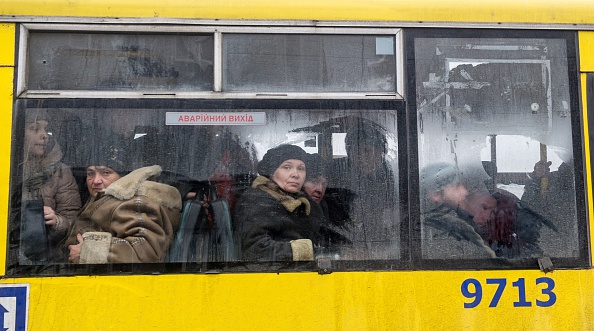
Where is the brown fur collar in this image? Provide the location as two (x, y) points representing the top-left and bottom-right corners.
(104, 165), (182, 210)
(252, 176), (311, 215)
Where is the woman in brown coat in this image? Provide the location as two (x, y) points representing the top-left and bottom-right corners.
(15, 110), (82, 264)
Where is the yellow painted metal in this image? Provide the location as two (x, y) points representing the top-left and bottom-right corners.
(0, 269), (589, 330)
(580, 32), (594, 73)
(0, 24), (14, 276)
(0, 24), (15, 66)
(581, 74), (593, 267)
(1, 0), (594, 25)
(0, 67), (12, 276)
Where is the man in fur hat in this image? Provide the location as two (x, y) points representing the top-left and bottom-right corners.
(66, 142), (182, 263)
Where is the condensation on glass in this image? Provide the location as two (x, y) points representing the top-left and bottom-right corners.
(8, 100), (400, 273)
(26, 32), (214, 91)
(415, 37), (578, 260)
(222, 34), (396, 92)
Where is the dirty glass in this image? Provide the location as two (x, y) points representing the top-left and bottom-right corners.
(27, 32), (214, 91)
(223, 34), (396, 92)
(415, 36), (580, 262)
(8, 100), (400, 275)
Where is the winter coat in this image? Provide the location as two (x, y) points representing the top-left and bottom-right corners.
(65, 165), (181, 263)
(233, 176), (323, 262)
(317, 196), (352, 249)
(11, 138), (82, 265)
(488, 191), (556, 258)
(423, 192), (555, 260)
(423, 204), (497, 259)
(521, 162), (578, 257)
(38, 163), (82, 244)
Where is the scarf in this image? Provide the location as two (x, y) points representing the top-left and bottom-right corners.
(251, 176), (311, 215)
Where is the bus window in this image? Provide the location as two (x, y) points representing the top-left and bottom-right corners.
(26, 32), (214, 91)
(8, 99), (401, 275)
(223, 34), (396, 93)
(414, 32), (583, 263)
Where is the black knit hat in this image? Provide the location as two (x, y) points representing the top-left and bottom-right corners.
(257, 144), (307, 178)
(88, 140), (128, 175)
(305, 153), (326, 179)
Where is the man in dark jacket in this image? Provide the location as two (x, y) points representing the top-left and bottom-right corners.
(421, 162), (556, 259)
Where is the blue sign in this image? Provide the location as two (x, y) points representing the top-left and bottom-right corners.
(0, 285), (29, 331)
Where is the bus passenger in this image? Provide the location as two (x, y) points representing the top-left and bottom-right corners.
(421, 163), (556, 259)
(421, 163), (497, 259)
(521, 159), (577, 257)
(233, 145), (324, 262)
(66, 143), (181, 263)
(329, 121), (398, 260)
(304, 153), (352, 251)
(12, 110), (82, 264)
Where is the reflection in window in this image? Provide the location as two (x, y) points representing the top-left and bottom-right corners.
(8, 101), (400, 274)
(223, 34), (396, 92)
(27, 32), (214, 91)
(415, 37), (579, 260)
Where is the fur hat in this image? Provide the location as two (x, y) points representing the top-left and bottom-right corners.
(258, 144), (307, 178)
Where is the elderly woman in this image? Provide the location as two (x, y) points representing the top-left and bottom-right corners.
(16, 110), (82, 264)
(233, 145), (324, 262)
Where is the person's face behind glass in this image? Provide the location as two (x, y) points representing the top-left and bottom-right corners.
(432, 182), (469, 208)
(25, 120), (49, 157)
(271, 159), (306, 193)
(304, 176), (328, 203)
(86, 166), (122, 197)
(466, 190), (497, 229)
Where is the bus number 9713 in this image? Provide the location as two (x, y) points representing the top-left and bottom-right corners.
(460, 277), (556, 308)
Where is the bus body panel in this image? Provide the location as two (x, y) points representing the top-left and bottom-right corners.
(0, 270), (591, 330)
(0, 0), (593, 25)
(1, 3), (594, 330)
(580, 32), (594, 72)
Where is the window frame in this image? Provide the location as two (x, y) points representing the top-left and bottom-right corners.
(17, 23), (404, 99)
(8, 98), (407, 277)
(405, 28), (589, 270)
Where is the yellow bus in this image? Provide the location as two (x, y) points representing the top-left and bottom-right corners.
(1, 1), (594, 330)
